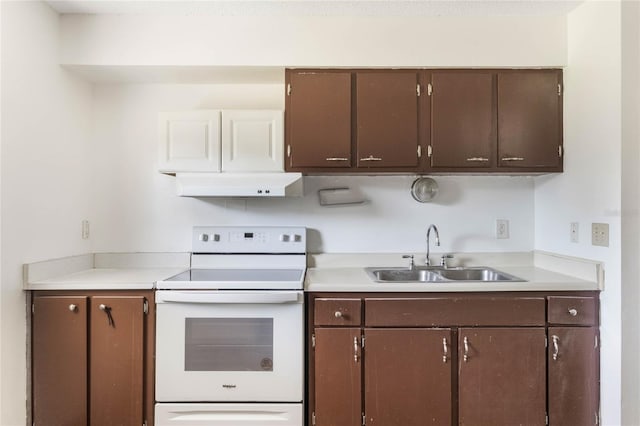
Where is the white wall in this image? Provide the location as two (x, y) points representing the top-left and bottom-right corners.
(90, 83), (535, 255)
(0, 2), (93, 424)
(59, 14), (567, 68)
(621, 0), (640, 424)
(534, 1), (622, 424)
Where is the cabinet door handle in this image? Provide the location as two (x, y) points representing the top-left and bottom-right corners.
(501, 157), (525, 161)
(68, 304), (77, 312)
(466, 157), (489, 162)
(99, 304), (115, 327)
(353, 337), (359, 363)
(552, 335), (560, 361)
(334, 311), (343, 318)
(463, 336), (469, 362)
(442, 337), (448, 363)
(325, 157), (349, 161)
(568, 308), (578, 316)
(359, 156), (382, 162)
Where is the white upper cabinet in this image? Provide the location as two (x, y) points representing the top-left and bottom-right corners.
(158, 110), (221, 173)
(159, 109), (284, 174)
(221, 110), (284, 172)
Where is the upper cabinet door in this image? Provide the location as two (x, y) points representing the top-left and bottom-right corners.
(356, 72), (420, 168)
(498, 70), (563, 169)
(221, 110), (284, 172)
(286, 71), (352, 169)
(158, 110), (221, 173)
(430, 71), (495, 169)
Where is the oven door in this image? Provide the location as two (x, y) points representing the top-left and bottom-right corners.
(155, 290), (303, 402)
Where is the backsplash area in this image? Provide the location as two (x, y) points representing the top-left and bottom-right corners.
(91, 173), (535, 254)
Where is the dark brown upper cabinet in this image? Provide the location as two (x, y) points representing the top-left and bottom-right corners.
(498, 70), (563, 171)
(429, 71), (496, 170)
(285, 68), (563, 174)
(355, 72), (421, 168)
(286, 71), (352, 169)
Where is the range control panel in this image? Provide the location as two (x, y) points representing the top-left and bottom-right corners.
(192, 226), (306, 254)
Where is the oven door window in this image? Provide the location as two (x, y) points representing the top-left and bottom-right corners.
(185, 318), (274, 372)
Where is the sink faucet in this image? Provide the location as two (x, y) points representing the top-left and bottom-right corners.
(425, 224), (440, 266)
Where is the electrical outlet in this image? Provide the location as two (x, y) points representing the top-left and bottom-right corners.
(591, 223), (609, 247)
(81, 220), (90, 239)
(496, 219), (509, 239)
(570, 222), (579, 243)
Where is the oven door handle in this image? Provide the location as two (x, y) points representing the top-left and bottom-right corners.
(156, 290), (302, 305)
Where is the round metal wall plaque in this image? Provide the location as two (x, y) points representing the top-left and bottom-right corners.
(411, 177), (438, 203)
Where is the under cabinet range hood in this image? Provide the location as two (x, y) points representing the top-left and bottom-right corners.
(175, 172), (304, 197)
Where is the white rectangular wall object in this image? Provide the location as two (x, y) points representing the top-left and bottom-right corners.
(221, 110), (284, 172)
(158, 110), (221, 173)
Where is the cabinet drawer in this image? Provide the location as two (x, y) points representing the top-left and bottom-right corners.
(548, 296), (598, 325)
(314, 298), (362, 326)
(365, 297), (545, 327)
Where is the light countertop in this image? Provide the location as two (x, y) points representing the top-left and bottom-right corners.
(24, 250), (603, 293)
(305, 251), (602, 293)
(24, 253), (189, 290)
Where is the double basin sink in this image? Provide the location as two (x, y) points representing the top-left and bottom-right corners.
(365, 266), (524, 283)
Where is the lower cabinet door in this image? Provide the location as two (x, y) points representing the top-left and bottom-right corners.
(32, 296), (88, 426)
(313, 327), (362, 426)
(90, 296), (145, 426)
(364, 328), (452, 426)
(548, 327), (599, 426)
(458, 327), (546, 426)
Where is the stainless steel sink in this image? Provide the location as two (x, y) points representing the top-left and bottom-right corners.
(366, 267), (446, 283)
(365, 266), (524, 283)
(435, 267), (523, 282)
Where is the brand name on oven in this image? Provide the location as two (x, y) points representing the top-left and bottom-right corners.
(222, 384), (237, 389)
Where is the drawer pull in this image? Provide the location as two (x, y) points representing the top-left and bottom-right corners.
(334, 311), (343, 318)
(466, 157), (489, 162)
(326, 157), (349, 161)
(568, 308), (578, 316)
(463, 336), (469, 362)
(442, 337), (448, 363)
(501, 157), (525, 161)
(552, 335), (560, 360)
(360, 155), (383, 162)
(99, 304), (115, 327)
(68, 304), (77, 312)
(353, 337), (359, 363)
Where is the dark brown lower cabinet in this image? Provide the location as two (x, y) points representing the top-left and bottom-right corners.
(314, 327), (362, 426)
(309, 292), (599, 426)
(90, 296), (145, 426)
(32, 296), (88, 426)
(364, 328), (452, 426)
(548, 327), (600, 426)
(458, 328), (547, 426)
(32, 291), (153, 426)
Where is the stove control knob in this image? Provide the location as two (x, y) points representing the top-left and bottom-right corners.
(280, 234), (290, 242)
(292, 234), (302, 242)
(199, 233), (209, 242)
(212, 234), (221, 242)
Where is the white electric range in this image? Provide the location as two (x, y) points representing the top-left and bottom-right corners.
(155, 226), (306, 426)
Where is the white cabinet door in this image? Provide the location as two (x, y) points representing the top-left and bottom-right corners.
(221, 110), (284, 172)
(159, 111), (221, 173)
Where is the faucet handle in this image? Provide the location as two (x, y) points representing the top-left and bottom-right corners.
(440, 254), (454, 268)
(402, 255), (415, 270)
